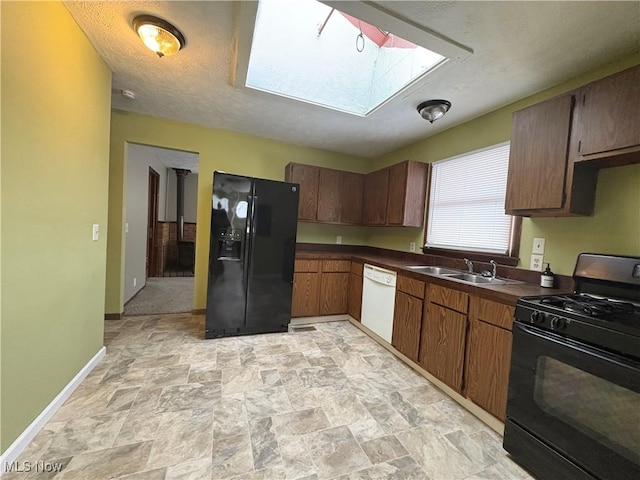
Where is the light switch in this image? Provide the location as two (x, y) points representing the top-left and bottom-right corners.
(92, 224), (99, 241)
(532, 237), (545, 254)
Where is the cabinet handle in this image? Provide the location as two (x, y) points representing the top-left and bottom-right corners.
(578, 140), (582, 153)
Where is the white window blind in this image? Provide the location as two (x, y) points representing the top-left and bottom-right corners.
(426, 143), (513, 254)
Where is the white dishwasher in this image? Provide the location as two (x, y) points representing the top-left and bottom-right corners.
(361, 264), (397, 343)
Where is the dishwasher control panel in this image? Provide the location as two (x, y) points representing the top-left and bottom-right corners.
(363, 264), (397, 287)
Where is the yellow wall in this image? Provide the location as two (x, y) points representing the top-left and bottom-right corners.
(0, 2), (112, 452)
(107, 112), (371, 314)
(370, 54), (640, 274)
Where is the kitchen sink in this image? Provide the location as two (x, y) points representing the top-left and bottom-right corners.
(445, 273), (523, 285)
(406, 266), (462, 275)
(446, 273), (499, 284)
(406, 265), (523, 285)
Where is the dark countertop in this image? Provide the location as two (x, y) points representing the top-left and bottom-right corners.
(296, 249), (572, 306)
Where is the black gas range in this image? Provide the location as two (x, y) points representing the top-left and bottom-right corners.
(515, 291), (640, 359)
(504, 254), (640, 480)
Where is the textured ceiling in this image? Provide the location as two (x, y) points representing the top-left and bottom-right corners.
(64, 1), (640, 158)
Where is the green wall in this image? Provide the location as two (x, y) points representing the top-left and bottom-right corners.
(107, 112), (371, 314)
(370, 54), (640, 274)
(0, 1), (112, 452)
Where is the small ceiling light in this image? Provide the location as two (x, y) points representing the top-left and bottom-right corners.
(133, 15), (186, 58)
(417, 100), (452, 124)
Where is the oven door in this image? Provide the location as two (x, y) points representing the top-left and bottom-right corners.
(505, 321), (640, 480)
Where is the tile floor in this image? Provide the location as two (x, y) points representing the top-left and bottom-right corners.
(5, 315), (535, 479)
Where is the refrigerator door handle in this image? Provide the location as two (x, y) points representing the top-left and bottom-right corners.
(242, 193), (256, 288)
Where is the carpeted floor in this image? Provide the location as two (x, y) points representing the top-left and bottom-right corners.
(124, 277), (194, 316)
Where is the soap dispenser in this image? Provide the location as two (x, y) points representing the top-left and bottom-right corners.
(541, 263), (555, 288)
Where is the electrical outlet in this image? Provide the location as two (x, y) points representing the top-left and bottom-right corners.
(410, 242), (416, 252)
(133, 277), (137, 287)
(530, 254), (544, 271)
(336, 236), (342, 244)
(92, 224), (99, 241)
(125, 222), (129, 234)
(532, 237), (546, 254)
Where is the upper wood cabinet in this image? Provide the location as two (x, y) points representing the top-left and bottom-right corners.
(505, 94), (575, 212)
(285, 160), (428, 226)
(317, 168), (342, 223)
(363, 160), (429, 227)
(340, 171), (364, 224)
(573, 65), (640, 160)
(363, 168), (389, 225)
(386, 161), (429, 227)
(505, 64), (639, 217)
(285, 163), (319, 221)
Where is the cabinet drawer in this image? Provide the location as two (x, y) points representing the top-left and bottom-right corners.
(350, 261), (364, 276)
(473, 297), (515, 330)
(295, 259), (320, 273)
(397, 275), (425, 298)
(430, 284), (469, 314)
(322, 260), (351, 272)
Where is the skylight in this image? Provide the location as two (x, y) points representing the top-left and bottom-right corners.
(245, 0), (447, 116)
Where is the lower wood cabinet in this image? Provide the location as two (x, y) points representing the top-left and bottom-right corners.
(320, 272), (349, 315)
(291, 260), (321, 317)
(291, 258), (351, 317)
(391, 275), (425, 362)
(348, 272), (363, 321)
(465, 297), (515, 421)
(392, 291), (423, 361)
(465, 318), (512, 421)
(420, 302), (467, 393)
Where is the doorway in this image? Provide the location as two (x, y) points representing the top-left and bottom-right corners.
(123, 143), (199, 316)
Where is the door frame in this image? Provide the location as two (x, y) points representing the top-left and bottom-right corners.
(147, 167), (160, 278)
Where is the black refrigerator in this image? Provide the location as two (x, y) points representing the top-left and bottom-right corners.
(205, 172), (299, 339)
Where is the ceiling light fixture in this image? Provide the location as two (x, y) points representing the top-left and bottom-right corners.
(133, 15), (186, 58)
(417, 100), (452, 123)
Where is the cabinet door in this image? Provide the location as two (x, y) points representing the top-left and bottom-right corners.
(386, 161), (428, 227)
(391, 291), (423, 362)
(465, 319), (513, 421)
(362, 168), (389, 225)
(421, 303), (467, 393)
(386, 162), (408, 225)
(577, 65), (640, 156)
(347, 273), (363, 321)
(291, 272), (320, 317)
(317, 168), (342, 222)
(286, 163), (319, 221)
(341, 172), (364, 224)
(505, 94), (574, 212)
(320, 272), (349, 315)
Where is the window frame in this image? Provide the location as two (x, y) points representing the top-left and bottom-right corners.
(421, 144), (522, 266)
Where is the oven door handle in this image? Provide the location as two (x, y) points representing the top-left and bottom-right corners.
(514, 322), (640, 369)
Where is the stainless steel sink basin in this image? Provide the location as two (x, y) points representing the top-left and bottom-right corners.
(446, 273), (499, 284)
(445, 273), (523, 285)
(406, 266), (462, 275)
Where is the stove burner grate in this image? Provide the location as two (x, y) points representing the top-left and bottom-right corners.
(540, 294), (637, 318)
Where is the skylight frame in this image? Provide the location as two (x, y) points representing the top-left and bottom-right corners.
(233, 1), (472, 117)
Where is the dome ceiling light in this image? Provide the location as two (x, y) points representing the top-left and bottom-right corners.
(417, 100), (452, 123)
(133, 15), (186, 58)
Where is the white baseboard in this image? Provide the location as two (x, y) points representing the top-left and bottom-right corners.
(0, 347), (106, 473)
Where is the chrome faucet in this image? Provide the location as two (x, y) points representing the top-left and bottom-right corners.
(464, 258), (474, 273)
(490, 260), (498, 279)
